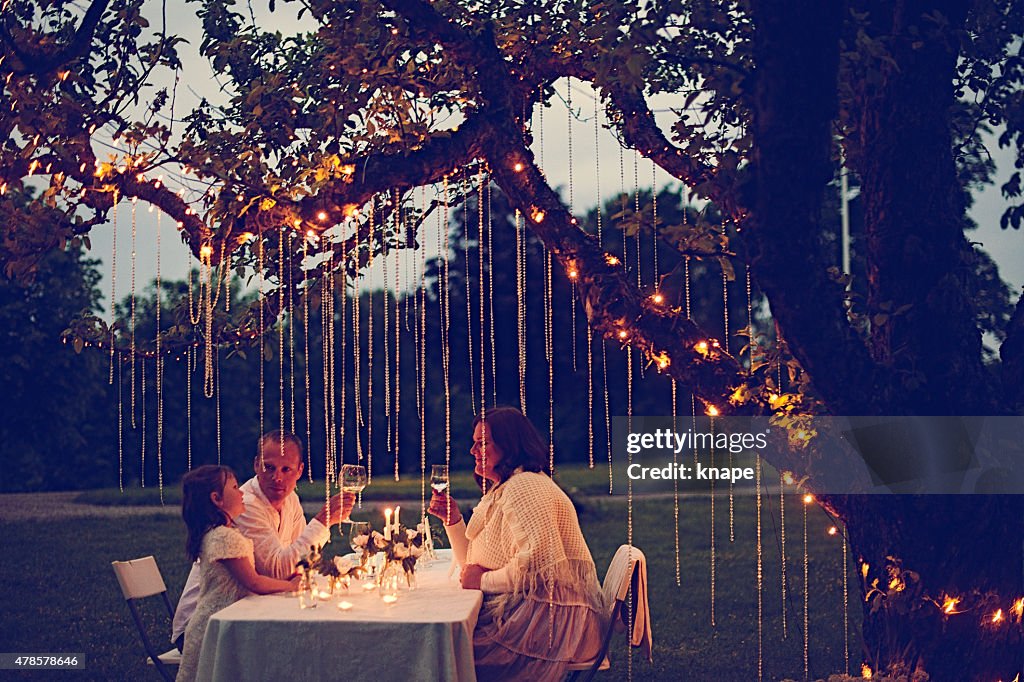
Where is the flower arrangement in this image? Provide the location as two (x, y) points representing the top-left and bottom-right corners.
(296, 544), (363, 597)
(351, 523), (428, 579)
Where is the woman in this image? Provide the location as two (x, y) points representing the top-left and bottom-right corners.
(429, 406), (606, 682)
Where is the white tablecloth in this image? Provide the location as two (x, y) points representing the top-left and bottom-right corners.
(195, 550), (481, 681)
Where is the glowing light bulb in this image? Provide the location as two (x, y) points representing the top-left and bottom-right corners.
(828, 526), (837, 536)
(513, 162), (524, 172)
(200, 245), (213, 258)
(531, 209), (545, 223)
(604, 254), (620, 266)
(802, 493), (814, 504)
(651, 293), (664, 304)
(567, 269), (578, 280)
(317, 211), (328, 222)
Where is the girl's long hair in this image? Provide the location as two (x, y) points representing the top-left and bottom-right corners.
(473, 406), (549, 490)
(182, 465), (234, 562)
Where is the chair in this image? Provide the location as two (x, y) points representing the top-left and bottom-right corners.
(111, 556), (182, 682)
(566, 545), (652, 682)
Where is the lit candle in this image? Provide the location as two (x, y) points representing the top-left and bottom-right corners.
(394, 506), (401, 531)
(384, 508), (392, 540)
(422, 515), (433, 549)
(382, 594), (398, 604)
(337, 601), (353, 611)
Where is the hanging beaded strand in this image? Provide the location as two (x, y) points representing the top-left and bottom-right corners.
(591, 94), (603, 473)
(117, 357), (123, 491)
(140, 353), (146, 487)
(109, 191), (118, 385)
(383, 197), (394, 454)
(279, 226), (286, 461)
(672, 379), (679, 586)
(367, 202), (376, 483)
(155, 206), (164, 502)
(515, 208), (527, 414)
(803, 492), (811, 682)
(303, 239), (312, 480)
(394, 191), (402, 478)
(781, 472), (788, 639)
(288, 237), (297, 434)
(130, 197), (137, 429)
(651, 159), (659, 291)
(486, 171), (497, 407)
(567, 81), (577, 373)
(441, 178), (453, 494)
(544, 249), (554, 474)
(463, 171), (476, 415)
(477, 168), (487, 419)
(258, 237), (265, 444)
(757, 455), (763, 682)
(186, 345), (193, 471)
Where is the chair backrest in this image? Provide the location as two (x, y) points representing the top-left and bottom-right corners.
(112, 556), (168, 600)
(602, 544), (645, 609)
(572, 545), (649, 681)
(111, 556), (176, 682)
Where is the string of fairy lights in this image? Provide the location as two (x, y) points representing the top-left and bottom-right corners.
(56, 78), (1019, 681)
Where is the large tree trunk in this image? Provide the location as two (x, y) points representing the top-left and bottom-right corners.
(850, 0), (998, 414)
(830, 495), (1024, 681)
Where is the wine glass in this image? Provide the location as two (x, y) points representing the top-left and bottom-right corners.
(341, 464), (368, 494)
(430, 465), (450, 494)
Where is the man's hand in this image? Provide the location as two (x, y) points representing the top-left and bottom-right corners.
(427, 491), (462, 526)
(460, 563), (488, 590)
(315, 492), (353, 526)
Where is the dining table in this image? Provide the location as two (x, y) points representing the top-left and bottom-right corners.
(194, 549), (482, 681)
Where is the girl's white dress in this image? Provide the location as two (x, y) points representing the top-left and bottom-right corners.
(176, 525), (253, 681)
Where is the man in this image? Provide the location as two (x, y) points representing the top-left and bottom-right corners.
(172, 431), (353, 649)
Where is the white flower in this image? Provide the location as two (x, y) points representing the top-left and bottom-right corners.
(352, 534), (369, 548)
(333, 556), (356, 575)
(392, 542), (410, 559)
(405, 528), (418, 541)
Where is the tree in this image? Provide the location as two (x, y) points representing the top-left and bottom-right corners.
(3, 0), (1024, 677)
(0, 237), (114, 490)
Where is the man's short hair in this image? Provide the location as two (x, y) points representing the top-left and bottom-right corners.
(257, 430), (305, 461)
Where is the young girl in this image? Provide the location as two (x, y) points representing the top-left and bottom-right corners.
(176, 465), (299, 682)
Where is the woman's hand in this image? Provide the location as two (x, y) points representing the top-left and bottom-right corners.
(427, 491), (463, 526)
(460, 563), (489, 590)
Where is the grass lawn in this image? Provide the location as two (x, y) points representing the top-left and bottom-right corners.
(0, 486), (860, 681)
(72, 463), (621, 506)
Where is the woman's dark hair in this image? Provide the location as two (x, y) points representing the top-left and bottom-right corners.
(182, 465), (235, 562)
(473, 406), (549, 490)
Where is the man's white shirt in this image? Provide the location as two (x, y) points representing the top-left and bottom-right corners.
(171, 476), (330, 643)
